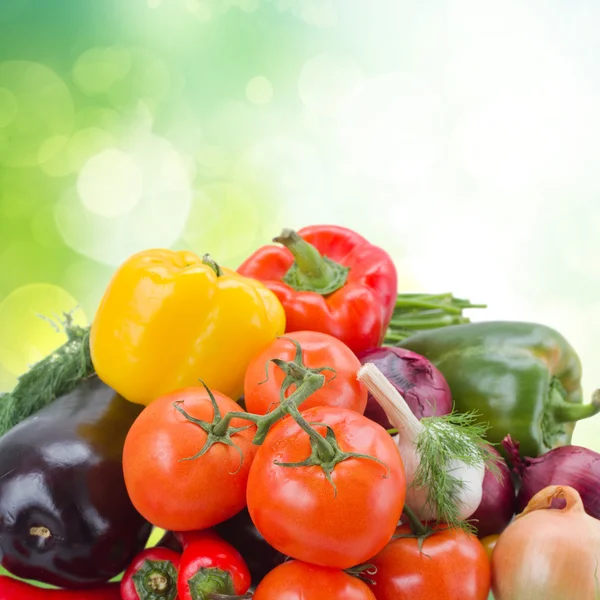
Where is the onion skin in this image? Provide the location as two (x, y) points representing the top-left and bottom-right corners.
(357, 347), (452, 429)
(492, 485), (600, 600)
(503, 435), (600, 519)
(469, 445), (516, 538)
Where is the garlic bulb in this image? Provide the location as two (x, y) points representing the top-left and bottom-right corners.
(358, 363), (487, 524)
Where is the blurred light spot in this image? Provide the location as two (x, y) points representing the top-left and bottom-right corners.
(178, 151), (198, 183)
(269, 0), (337, 27)
(72, 46), (132, 96)
(206, 100), (268, 151)
(0, 87), (18, 127)
(62, 260), (112, 319)
(72, 48), (170, 116)
(298, 53), (364, 117)
(231, 0), (260, 12)
(197, 145), (231, 177)
(78, 149), (143, 218)
(38, 128), (115, 179)
(186, 0), (212, 21)
(246, 76), (273, 105)
(456, 85), (600, 190)
(183, 182), (264, 268)
(147, 0), (162, 7)
(55, 134), (192, 267)
(0, 61), (74, 167)
(107, 49), (171, 114)
(0, 284), (87, 377)
(38, 135), (71, 177)
(66, 127), (115, 172)
(234, 135), (323, 228)
(235, 135), (321, 194)
(337, 73), (444, 184)
(300, 0), (337, 27)
(74, 106), (122, 133)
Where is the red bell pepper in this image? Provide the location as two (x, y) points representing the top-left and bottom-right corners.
(0, 576), (121, 600)
(237, 225), (398, 355)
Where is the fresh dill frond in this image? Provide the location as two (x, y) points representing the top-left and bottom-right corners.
(0, 312), (94, 437)
(412, 409), (502, 531)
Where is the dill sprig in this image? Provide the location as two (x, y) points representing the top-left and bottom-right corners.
(413, 410), (502, 532)
(0, 313), (94, 437)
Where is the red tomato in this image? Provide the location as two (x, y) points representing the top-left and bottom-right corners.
(121, 547), (181, 600)
(246, 406), (406, 569)
(177, 534), (251, 600)
(244, 331), (367, 416)
(367, 524), (491, 600)
(253, 560), (376, 600)
(123, 387), (257, 531)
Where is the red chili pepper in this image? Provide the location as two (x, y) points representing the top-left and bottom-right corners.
(120, 547), (182, 600)
(237, 225), (398, 355)
(0, 576), (121, 599)
(177, 535), (251, 600)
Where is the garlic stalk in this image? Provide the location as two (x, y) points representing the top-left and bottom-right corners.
(358, 363), (493, 527)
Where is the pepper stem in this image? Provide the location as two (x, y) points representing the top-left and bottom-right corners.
(273, 228), (349, 296)
(551, 387), (600, 423)
(186, 567), (236, 600)
(132, 558), (179, 600)
(202, 254), (223, 277)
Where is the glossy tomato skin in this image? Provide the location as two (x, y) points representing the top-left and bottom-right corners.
(253, 560), (376, 600)
(246, 406), (406, 569)
(368, 524), (491, 600)
(244, 331), (367, 415)
(123, 387), (257, 531)
(177, 534), (251, 600)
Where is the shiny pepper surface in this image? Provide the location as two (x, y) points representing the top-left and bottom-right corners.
(400, 321), (600, 458)
(237, 225), (398, 355)
(90, 249), (286, 406)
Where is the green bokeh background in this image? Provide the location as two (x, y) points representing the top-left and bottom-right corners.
(0, 2), (599, 592)
(1, 0), (599, 443)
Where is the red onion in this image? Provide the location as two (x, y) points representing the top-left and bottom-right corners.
(469, 444), (516, 538)
(503, 435), (600, 519)
(357, 347), (452, 429)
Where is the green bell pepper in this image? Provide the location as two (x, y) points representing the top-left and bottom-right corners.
(398, 321), (600, 458)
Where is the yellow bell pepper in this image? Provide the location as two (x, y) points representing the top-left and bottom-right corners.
(90, 249), (286, 406)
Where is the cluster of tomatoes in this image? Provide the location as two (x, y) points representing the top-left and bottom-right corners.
(119, 330), (491, 600)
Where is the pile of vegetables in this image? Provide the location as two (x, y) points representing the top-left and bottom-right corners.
(1, 223), (600, 600)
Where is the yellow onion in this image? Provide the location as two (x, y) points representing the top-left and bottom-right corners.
(492, 485), (600, 600)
